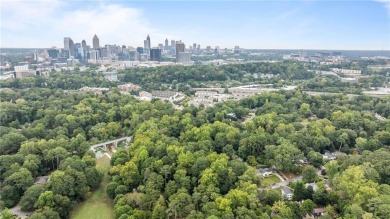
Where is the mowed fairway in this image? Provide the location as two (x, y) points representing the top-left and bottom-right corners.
(70, 155), (114, 219)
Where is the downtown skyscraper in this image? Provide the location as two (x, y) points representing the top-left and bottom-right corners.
(93, 34), (100, 49)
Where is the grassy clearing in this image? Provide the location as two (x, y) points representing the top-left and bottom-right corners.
(260, 175), (281, 187)
(70, 155), (114, 219)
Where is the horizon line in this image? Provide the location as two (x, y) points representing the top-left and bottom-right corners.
(1, 47), (389, 52)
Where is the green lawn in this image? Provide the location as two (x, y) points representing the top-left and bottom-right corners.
(70, 155), (114, 219)
(260, 175), (281, 187)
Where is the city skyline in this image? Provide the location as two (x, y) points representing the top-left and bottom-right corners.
(1, 0), (389, 50)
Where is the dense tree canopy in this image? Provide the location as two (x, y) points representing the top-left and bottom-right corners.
(1, 62), (389, 218)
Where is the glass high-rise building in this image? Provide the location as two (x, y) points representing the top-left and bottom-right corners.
(150, 48), (161, 62)
(64, 37), (71, 50)
(176, 41), (185, 62)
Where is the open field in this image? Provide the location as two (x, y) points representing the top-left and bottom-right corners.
(260, 175), (281, 187)
(70, 155), (113, 219)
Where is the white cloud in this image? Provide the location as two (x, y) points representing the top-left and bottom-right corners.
(1, 0), (174, 48)
(375, 0), (390, 16)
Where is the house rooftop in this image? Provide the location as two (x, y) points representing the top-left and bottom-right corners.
(259, 168), (272, 173)
(323, 152), (337, 159)
(313, 208), (325, 214)
(281, 187), (292, 194)
(305, 183), (318, 191)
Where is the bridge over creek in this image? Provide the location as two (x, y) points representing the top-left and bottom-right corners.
(89, 136), (132, 159)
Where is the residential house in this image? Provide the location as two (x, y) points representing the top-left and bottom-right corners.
(303, 207), (326, 219)
(259, 168), (273, 177)
(117, 83), (141, 92)
(139, 91), (152, 101)
(322, 152), (337, 160)
(305, 183), (318, 192)
(299, 157), (310, 164)
(281, 187), (293, 200)
(313, 208), (325, 218)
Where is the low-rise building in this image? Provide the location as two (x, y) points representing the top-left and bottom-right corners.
(117, 83), (141, 92)
(305, 183), (318, 191)
(312, 208), (325, 218)
(259, 168), (273, 177)
(139, 91), (152, 101)
(322, 152), (337, 160)
(331, 68), (362, 76)
(281, 187), (293, 200)
(151, 91), (185, 103)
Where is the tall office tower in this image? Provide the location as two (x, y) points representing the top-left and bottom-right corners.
(147, 35), (151, 48)
(77, 47), (85, 62)
(150, 48), (162, 62)
(136, 47), (144, 54)
(206, 46), (211, 54)
(214, 46), (220, 55)
(177, 52), (190, 63)
(93, 34), (100, 49)
(82, 40), (87, 50)
(165, 39), (169, 48)
(234, 46), (240, 53)
(193, 43), (196, 50)
(69, 38), (75, 56)
(91, 50), (100, 60)
(171, 40), (176, 47)
(144, 35), (151, 49)
(64, 37), (71, 50)
(175, 41), (185, 62)
(100, 47), (108, 58)
(129, 51), (138, 61)
(47, 48), (59, 59)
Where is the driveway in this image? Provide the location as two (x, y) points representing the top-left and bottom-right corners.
(259, 167), (321, 191)
(9, 204), (32, 219)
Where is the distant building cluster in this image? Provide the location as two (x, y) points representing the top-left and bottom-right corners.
(283, 51), (348, 65)
(189, 85), (297, 107)
(0, 33), (250, 77)
(117, 83), (141, 92)
(57, 34), (225, 65)
(330, 68), (362, 76)
(135, 90), (185, 103)
(47, 34), (243, 66)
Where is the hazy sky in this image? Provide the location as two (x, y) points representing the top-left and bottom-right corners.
(1, 0), (389, 50)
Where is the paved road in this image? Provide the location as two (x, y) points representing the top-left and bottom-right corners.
(260, 167), (322, 191)
(9, 204), (31, 219)
(270, 175), (303, 190)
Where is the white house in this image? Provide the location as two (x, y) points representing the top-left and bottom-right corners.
(281, 187), (293, 200)
(305, 183), (318, 192)
(322, 152), (336, 160)
(259, 168), (273, 177)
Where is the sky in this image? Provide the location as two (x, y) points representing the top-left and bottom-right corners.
(1, 0), (389, 50)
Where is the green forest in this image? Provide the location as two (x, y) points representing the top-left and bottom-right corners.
(1, 62), (390, 219)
